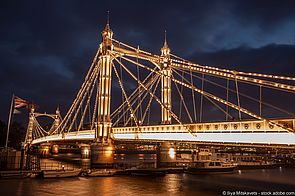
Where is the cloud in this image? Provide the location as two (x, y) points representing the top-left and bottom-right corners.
(0, 0), (294, 123)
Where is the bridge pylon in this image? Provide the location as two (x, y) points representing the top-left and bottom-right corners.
(160, 32), (172, 124)
(91, 21), (115, 168)
(96, 21), (114, 143)
(25, 107), (35, 145)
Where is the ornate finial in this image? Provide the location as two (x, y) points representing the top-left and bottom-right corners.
(107, 11), (110, 25)
(161, 30), (170, 56)
(102, 10), (113, 35)
(101, 10), (113, 54)
(164, 30), (167, 44)
(104, 10), (111, 32)
(56, 105), (60, 113)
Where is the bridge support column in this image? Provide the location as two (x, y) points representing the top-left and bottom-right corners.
(51, 144), (59, 154)
(40, 143), (51, 158)
(160, 34), (172, 124)
(25, 107), (35, 144)
(96, 21), (114, 143)
(80, 144), (91, 170)
(91, 140), (114, 168)
(157, 142), (176, 168)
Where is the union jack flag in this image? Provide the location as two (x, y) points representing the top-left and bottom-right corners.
(14, 96), (29, 109)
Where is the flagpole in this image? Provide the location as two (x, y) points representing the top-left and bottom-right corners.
(5, 94), (14, 150)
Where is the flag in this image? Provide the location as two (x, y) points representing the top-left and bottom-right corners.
(14, 96), (29, 109)
(13, 109), (21, 114)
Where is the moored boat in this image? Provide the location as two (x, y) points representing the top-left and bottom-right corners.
(187, 160), (237, 174)
(42, 169), (81, 178)
(86, 169), (116, 177)
(0, 172), (30, 179)
(0, 171), (42, 179)
(237, 161), (277, 169)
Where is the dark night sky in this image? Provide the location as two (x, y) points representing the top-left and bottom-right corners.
(1, 0), (295, 123)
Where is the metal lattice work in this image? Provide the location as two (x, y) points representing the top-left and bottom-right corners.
(25, 108), (62, 144)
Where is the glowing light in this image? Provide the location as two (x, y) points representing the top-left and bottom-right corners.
(105, 146), (114, 157)
(52, 145), (59, 154)
(84, 148), (89, 156)
(168, 147), (175, 159)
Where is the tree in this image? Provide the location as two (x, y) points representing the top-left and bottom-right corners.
(0, 120), (26, 150)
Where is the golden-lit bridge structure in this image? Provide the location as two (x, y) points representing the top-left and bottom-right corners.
(25, 21), (295, 158)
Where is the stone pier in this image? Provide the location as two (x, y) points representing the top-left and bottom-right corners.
(157, 142), (176, 168)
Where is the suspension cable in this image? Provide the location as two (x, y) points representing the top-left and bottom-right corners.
(55, 60), (99, 134)
(173, 69), (234, 120)
(200, 73), (204, 122)
(78, 69), (98, 131)
(170, 53), (295, 81)
(111, 68), (157, 118)
(179, 71), (184, 120)
(119, 42), (126, 124)
(178, 67), (295, 117)
(118, 54), (294, 132)
(91, 79), (99, 129)
(113, 63), (139, 128)
(235, 74), (242, 120)
(172, 73), (294, 132)
(171, 73), (193, 123)
(123, 75), (160, 126)
(259, 85), (262, 116)
(190, 68), (197, 122)
(65, 64), (99, 132)
(171, 63), (295, 93)
(113, 55), (196, 136)
(136, 46), (143, 123)
(226, 79), (229, 121)
(141, 76), (161, 124)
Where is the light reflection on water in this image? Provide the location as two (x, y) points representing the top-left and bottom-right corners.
(1, 168), (295, 196)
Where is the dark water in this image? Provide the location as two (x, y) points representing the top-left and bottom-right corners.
(1, 168), (295, 196)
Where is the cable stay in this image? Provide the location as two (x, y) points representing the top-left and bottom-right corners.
(171, 62), (295, 93)
(112, 55), (197, 136)
(116, 54), (294, 133)
(171, 74), (193, 123)
(172, 69), (234, 121)
(178, 68), (295, 117)
(170, 53), (295, 82)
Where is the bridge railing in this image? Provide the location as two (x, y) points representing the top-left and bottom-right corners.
(112, 119), (294, 134)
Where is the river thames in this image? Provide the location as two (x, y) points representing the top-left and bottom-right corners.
(1, 168), (295, 196)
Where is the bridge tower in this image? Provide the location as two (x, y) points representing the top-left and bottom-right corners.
(97, 21), (113, 142)
(160, 32), (172, 124)
(25, 107), (35, 145)
(91, 21), (115, 168)
(50, 107), (61, 134)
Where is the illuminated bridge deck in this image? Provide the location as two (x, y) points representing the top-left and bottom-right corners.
(32, 119), (295, 146)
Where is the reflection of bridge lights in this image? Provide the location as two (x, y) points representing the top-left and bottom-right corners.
(168, 147), (175, 159)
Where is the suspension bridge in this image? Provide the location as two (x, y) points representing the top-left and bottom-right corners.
(25, 22), (295, 151)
